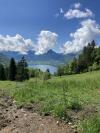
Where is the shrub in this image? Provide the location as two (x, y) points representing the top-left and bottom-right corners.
(53, 104), (72, 122)
(70, 98), (82, 111)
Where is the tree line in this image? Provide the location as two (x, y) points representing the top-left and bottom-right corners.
(57, 40), (100, 76)
(29, 68), (51, 81)
(0, 56), (51, 81)
(0, 56), (29, 81)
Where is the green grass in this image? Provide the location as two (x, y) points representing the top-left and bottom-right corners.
(0, 70), (100, 132)
(80, 115), (100, 133)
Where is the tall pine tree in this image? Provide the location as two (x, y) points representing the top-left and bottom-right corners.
(0, 64), (6, 80)
(9, 58), (17, 81)
(16, 56), (29, 81)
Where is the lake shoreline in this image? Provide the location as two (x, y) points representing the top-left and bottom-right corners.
(29, 64), (57, 74)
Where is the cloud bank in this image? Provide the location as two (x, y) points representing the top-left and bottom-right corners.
(35, 31), (58, 55)
(64, 8), (93, 19)
(0, 31), (58, 55)
(55, 3), (93, 20)
(61, 19), (100, 54)
(0, 34), (34, 54)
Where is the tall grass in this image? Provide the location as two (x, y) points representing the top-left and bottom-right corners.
(9, 71), (99, 116)
(0, 71), (100, 131)
(80, 115), (100, 133)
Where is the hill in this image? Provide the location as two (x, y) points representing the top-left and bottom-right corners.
(0, 70), (100, 132)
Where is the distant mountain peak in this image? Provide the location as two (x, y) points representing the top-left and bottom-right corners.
(45, 49), (56, 54)
(0, 50), (78, 66)
(47, 49), (55, 52)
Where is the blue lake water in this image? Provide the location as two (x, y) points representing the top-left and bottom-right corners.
(30, 65), (57, 74)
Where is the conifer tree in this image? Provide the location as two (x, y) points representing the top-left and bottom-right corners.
(16, 56), (29, 81)
(9, 58), (17, 81)
(0, 64), (6, 80)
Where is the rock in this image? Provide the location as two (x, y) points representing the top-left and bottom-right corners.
(24, 114), (27, 117)
(21, 108), (25, 113)
(40, 124), (44, 127)
(13, 100), (16, 104)
(56, 121), (60, 125)
(68, 122), (72, 125)
(71, 125), (75, 129)
(33, 113), (38, 116)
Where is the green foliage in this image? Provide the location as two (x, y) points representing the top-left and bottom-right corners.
(0, 69), (100, 133)
(0, 71), (100, 132)
(88, 63), (100, 71)
(95, 47), (100, 65)
(5, 67), (9, 80)
(80, 115), (100, 133)
(4, 70), (99, 118)
(70, 57), (78, 74)
(16, 56), (29, 81)
(61, 80), (68, 111)
(29, 68), (51, 81)
(0, 57), (30, 81)
(9, 58), (17, 81)
(0, 64), (6, 80)
(57, 66), (65, 77)
(69, 98), (82, 111)
(43, 69), (51, 81)
(29, 69), (36, 78)
(53, 104), (71, 121)
(57, 40), (100, 76)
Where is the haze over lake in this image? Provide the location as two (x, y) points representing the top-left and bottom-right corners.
(30, 65), (57, 74)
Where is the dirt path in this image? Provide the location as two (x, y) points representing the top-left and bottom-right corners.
(0, 91), (75, 133)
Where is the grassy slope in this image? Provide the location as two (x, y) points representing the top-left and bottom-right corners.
(0, 71), (100, 104)
(0, 70), (100, 109)
(0, 71), (100, 132)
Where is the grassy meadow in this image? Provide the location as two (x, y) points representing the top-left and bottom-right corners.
(0, 70), (100, 132)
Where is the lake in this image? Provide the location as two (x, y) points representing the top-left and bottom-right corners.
(30, 64), (57, 74)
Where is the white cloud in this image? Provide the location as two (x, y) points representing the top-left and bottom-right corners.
(74, 3), (81, 9)
(0, 34), (35, 54)
(35, 31), (58, 55)
(64, 8), (93, 19)
(61, 19), (100, 54)
(0, 31), (58, 55)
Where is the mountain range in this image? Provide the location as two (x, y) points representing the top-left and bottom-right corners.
(0, 50), (77, 66)
(0, 53), (10, 66)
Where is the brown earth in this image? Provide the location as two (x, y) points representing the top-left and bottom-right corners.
(0, 91), (75, 133)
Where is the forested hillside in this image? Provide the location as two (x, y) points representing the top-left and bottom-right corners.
(57, 40), (100, 76)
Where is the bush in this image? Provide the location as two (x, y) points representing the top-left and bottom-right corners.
(43, 69), (51, 81)
(53, 104), (71, 122)
(88, 63), (100, 71)
(70, 98), (82, 111)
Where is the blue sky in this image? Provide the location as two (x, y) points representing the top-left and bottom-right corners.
(0, 0), (100, 54)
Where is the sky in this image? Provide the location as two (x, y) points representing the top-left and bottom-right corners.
(0, 0), (100, 54)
